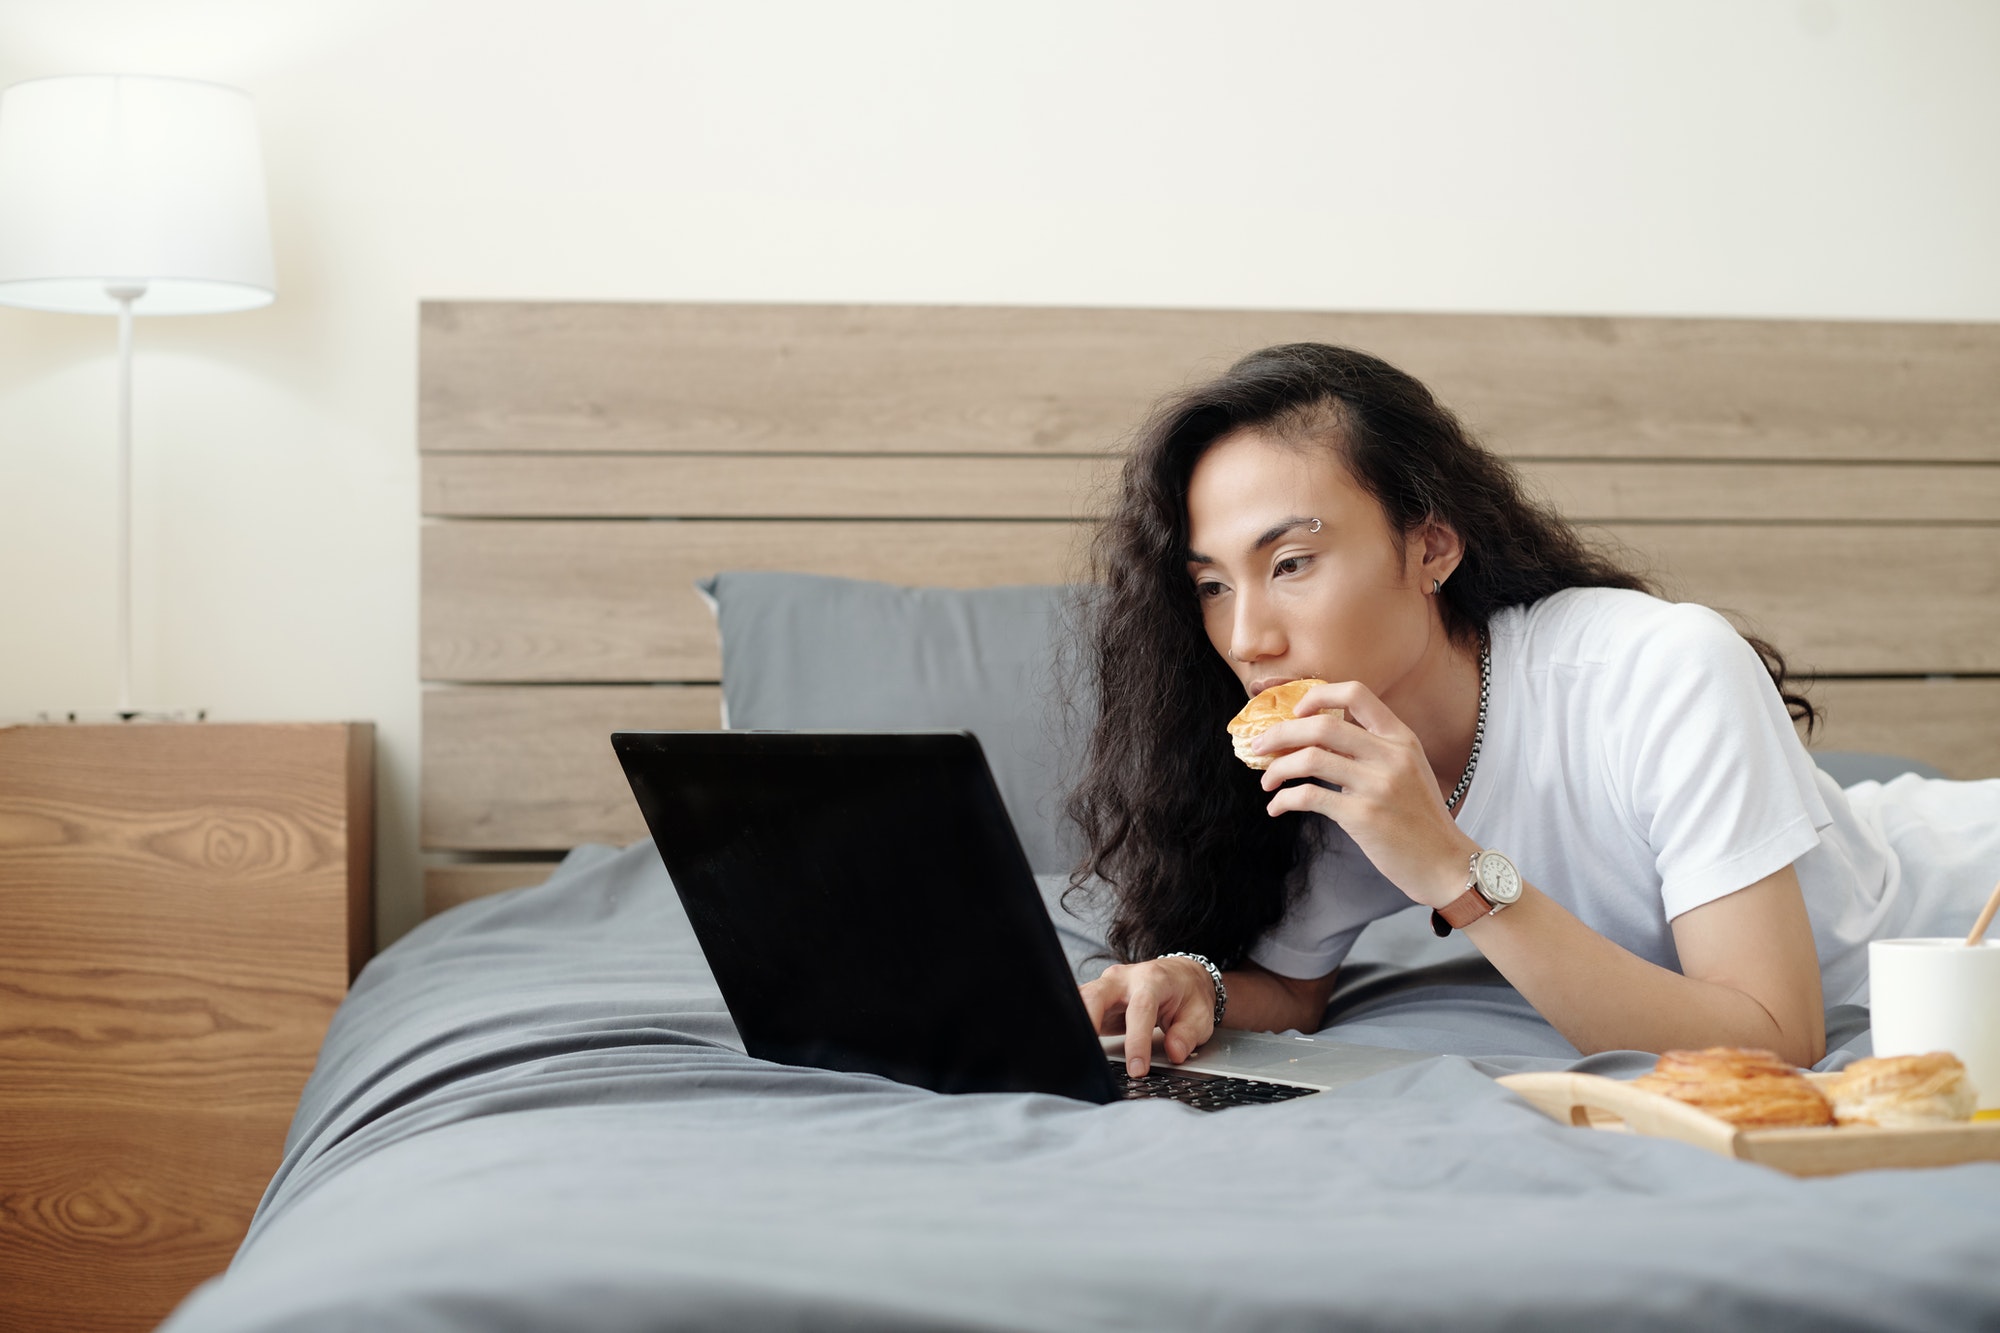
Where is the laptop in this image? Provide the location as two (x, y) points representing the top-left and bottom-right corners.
(611, 729), (1431, 1110)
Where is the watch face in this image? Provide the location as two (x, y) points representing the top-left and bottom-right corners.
(1476, 851), (1523, 904)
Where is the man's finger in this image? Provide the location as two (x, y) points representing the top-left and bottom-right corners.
(1162, 1006), (1208, 1065)
(1259, 746), (1358, 792)
(1252, 716), (1341, 761)
(1267, 783), (1342, 821)
(1122, 991), (1160, 1078)
(1296, 680), (1406, 738)
(1078, 978), (1109, 1032)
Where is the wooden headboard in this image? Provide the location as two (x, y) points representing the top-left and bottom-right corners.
(417, 302), (2000, 915)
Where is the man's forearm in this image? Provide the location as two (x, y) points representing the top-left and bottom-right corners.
(1464, 885), (1825, 1066)
(1218, 962), (1335, 1035)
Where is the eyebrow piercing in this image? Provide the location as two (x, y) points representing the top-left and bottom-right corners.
(1308, 518), (1322, 533)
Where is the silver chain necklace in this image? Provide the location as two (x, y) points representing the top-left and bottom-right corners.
(1444, 630), (1490, 813)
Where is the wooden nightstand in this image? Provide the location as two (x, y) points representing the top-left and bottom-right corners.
(0, 722), (374, 1333)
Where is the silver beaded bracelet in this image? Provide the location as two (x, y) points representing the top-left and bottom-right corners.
(1157, 951), (1227, 1027)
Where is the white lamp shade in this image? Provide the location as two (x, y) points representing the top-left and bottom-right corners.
(0, 74), (275, 315)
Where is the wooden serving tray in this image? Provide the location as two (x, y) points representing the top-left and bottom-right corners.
(1499, 1071), (2000, 1177)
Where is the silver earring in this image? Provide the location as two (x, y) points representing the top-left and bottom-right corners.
(1308, 518), (1322, 533)
(1430, 578), (1443, 595)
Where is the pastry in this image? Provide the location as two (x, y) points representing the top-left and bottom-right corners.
(1225, 679), (1334, 770)
(1821, 1052), (1976, 1128)
(1631, 1047), (1834, 1128)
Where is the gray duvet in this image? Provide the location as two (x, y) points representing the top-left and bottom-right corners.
(164, 841), (2000, 1332)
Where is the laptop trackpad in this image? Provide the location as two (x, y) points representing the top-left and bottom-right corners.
(1100, 1030), (1434, 1089)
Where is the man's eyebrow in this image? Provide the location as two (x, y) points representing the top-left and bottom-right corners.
(1250, 516), (1319, 552)
(1185, 516), (1319, 567)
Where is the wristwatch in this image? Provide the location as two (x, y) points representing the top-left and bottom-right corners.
(1430, 849), (1523, 936)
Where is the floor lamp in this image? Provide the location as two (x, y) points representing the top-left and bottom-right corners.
(0, 74), (275, 721)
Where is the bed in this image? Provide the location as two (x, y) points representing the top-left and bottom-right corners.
(161, 302), (2000, 1330)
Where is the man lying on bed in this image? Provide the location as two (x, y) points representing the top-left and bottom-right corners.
(1070, 342), (1999, 1078)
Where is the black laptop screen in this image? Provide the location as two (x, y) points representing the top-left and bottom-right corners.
(613, 731), (1116, 1103)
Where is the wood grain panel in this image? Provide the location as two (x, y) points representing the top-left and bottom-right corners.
(1805, 678), (2000, 780)
(424, 862), (565, 916)
(1, 962), (352, 1107)
(428, 846), (1172, 918)
(0, 724), (373, 981)
(422, 520), (1996, 683)
(1520, 462), (2000, 524)
(1597, 524), (2000, 675)
(424, 454), (2000, 524)
(420, 302), (2000, 461)
(0, 722), (373, 1333)
(418, 678), (2000, 857)
(422, 686), (720, 848)
(345, 717), (375, 984)
(423, 453), (1120, 519)
(0, 1104), (287, 1333)
(421, 520), (1083, 682)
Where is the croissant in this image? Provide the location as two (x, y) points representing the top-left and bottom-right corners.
(1226, 679), (1334, 770)
(1822, 1052), (1976, 1128)
(1632, 1047), (1834, 1128)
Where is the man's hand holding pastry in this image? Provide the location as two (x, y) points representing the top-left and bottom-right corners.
(1242, 679), (1478, 909)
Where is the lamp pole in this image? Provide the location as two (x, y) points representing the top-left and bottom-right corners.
(108, 282), (145, 718)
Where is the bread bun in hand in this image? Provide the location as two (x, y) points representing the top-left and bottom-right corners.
(1822, 1052), (1976, 1127)
(1226, 679), (1335, 770)
(1632, 1047), (1834, 1128)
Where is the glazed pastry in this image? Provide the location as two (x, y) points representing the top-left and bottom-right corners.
(1632, 1047), (1834, 1128)
(1226, 679), (1334, 770)
(1822, 1052), (1976, 1128)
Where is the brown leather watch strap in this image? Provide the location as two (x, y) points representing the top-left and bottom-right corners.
(1429, 886), (1494, 937)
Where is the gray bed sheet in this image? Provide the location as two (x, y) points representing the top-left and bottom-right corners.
(163, 842), (2000, 1332)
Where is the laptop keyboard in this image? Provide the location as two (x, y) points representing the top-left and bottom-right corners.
(1110, 1060), (1320, 1111)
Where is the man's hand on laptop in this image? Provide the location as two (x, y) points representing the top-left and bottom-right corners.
(1080, 959), (1216, 1078)
(1081, 961), (1343, 1077)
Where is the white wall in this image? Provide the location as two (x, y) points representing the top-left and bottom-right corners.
(2, 0), (1996, 945)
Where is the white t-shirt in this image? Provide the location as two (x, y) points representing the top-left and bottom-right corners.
(1248, 586), (1925, 1005)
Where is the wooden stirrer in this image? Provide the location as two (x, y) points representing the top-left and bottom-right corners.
(1966, 877), (2000, 947)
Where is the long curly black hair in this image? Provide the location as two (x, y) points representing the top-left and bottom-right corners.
(1064, 342), (1816, 968)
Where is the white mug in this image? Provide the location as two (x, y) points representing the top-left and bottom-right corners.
(1868, 938), (2000, 1113)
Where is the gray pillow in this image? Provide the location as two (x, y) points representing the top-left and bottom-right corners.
(1811, 750), (1945, 786)
(698, 572), (1086, 875)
